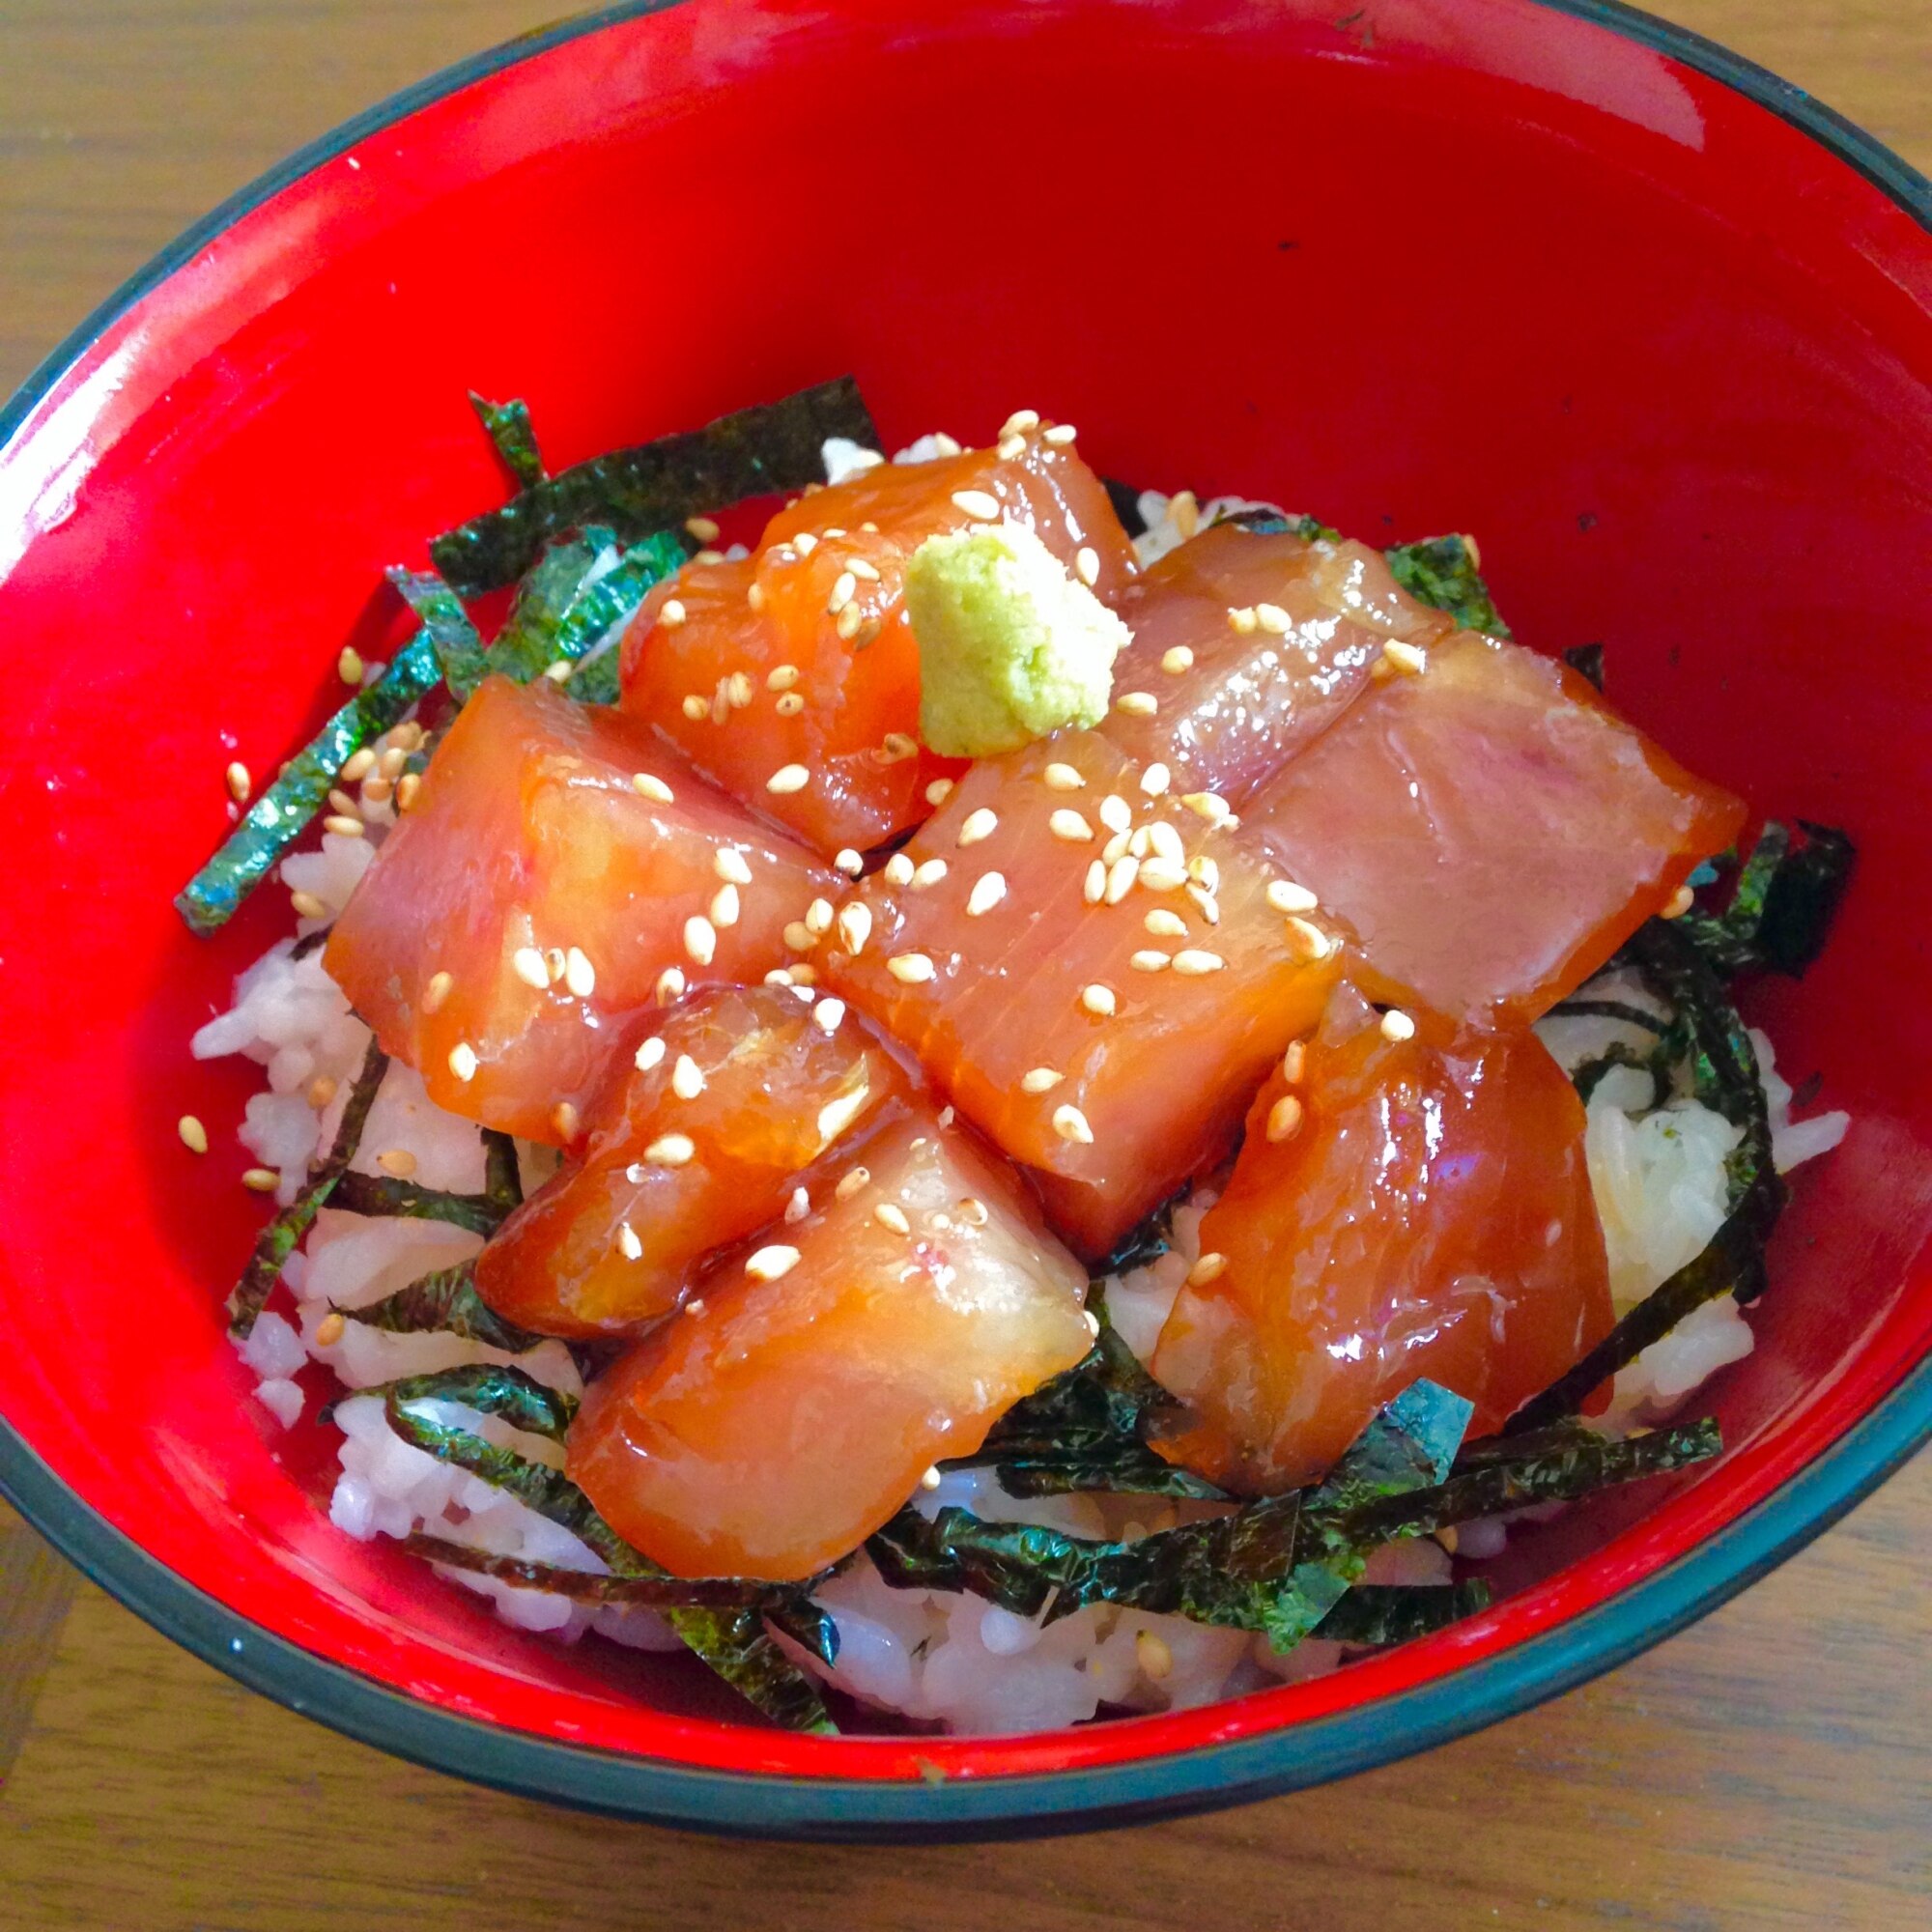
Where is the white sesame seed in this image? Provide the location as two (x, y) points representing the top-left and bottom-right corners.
(1140, 762), (1171, 797)
(1148, 821), (1185, 865)
(636, 1036), (667, 1071)
(797, 897), (830, 937)
(377, 1147), (417, 1179)
(951, 489), (1001, 521)
(876, 732), (918, 764)
(618, 1221), (644, 1261)
(837, 901), (873, 954)
(1187, 885), (1221, 923)
(708, 882), (741, 929)
(1283, 1040), (1307, 1083)
(1116, 691), (1158, 717)
(1129, 826), (1152, 861)
(241, 1167), (280, 1193)
(645, 1133), (696, 1167)
(1256, 603), (1293, 636)
(1021, 1067), (1064, 1094)
(966, 870), (1007, 917)
(998, 435), (1027, 461)
(708, 849), (752, 891)
(766, 665), (801, 694)
(543, 660), (576, 685)
(794, 531), (819, 554)
(328, 788), (361, 817)
(1160, 645), (1195, 675)
(178, 1114), (209, 1154)
(782, 921), (815, 953)
(745, 1244), (801, 1284)
(767, 764), (810, 795)
(1043, 422), (1078, 444)
(922, 779), (953, 809)
(784, 1186), (810, 1225)
(883, 853), (916, 887)
(1052, 1103), (1095, 1145)
(1189, 855), (1221, 892)
(512, 947), (550, 989)
(1138, 860), (1188, 893)
(632, 771), (674, 804)
(1172, 950), (1225, 976)
(887, 952), (935, 984)
(1170, 491), (1200, 538)
(1105, 855), (1140, 904)
(1049, 809), (1094, 842)
(1381, 639), (1427, 676)
(306, 1076), (337, 1109)
(835, 847), (865, 877)
(747, 580), (768, 611)
(681, 694), (710, 721)
(1090, 794), (1124, 837)
(659, 599), (688, 628)
(685, 1297), (708, 1317)
(1136, 1630), (1175, 1680)
(685, 515), (722, 544)
(323, 814), (365, 838)
(290, 890), (327, 921)
(1130, 950), (1172, 973)
(874, 1202), (912, 1235)
(958, 808), (998, 846)
(1001, 409), (1041, 437)
(1043, 762), (1086, 791)
(1144, 908), (1188, 938)
(1662, 883), (1695, 919)
(361, 777), (393, 807)
(1266, 1094), (1305, 1142)
(1075, 546), (1099, 586)
(776, 692), (806, 716)
(670, 1053), (706, 1100)
(1081, 983), (1116, 1016)
(1228, 606), (1259, 634)
(656, 966), (687, 1005)
(1083, 859), (1107, 904)
(812, 997), (845, 1033)
(422, 971), (454, 1015)
(726, 670), (754, 709)
(338, 646), (364, 685)
(224, 760), (252, 804)
(448, 1042), (479, 1083)
(919, 1464), (944, 1491)
(1284, 916), (1331, 962)
(827, 571), (858, 615)
(341, 748), (377, 782)
(910, 860), (949, 892)
(563, 946), (597, 997)
(1379, 1009), (1418, 1042)
(848, 556), (881, 582)
(764, 968), (795, 988)
(1187, 1252), (1228, 1287)
(836, 1166), (871, 1201)
(1180, 791), (1231, 824)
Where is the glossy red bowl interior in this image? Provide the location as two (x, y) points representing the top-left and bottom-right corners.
(3, 0), (1931, 1838)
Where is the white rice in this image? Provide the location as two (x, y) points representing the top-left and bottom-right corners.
(187, 444), (1852, 1731)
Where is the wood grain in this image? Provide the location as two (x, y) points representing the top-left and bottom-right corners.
(1, 5), (1928, 1927)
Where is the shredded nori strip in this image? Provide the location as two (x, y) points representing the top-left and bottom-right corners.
(1219, 508), (1337, 542)
(1385, 533), (1512, 637)
(875, 1381), (1470, 1651)
(1675, 820), (1856, 980)
(330, 1172), (512, 1236)
(1312, 1580), (1494, 1646)
(226, 1038), (388, 1338)
(376, 1372), (836, 1732)
(386, 566), (490, 702)
(1102, 477), (1148, 537)
(176, 634), (441, 935)
(468, 392), (546, 490)
(429, 377), (877, 595)
(1562, 642), (1605, 691)
(400, 1535), (779, 1607)
(1507, 921), (1784, 1430)
(350, 1261), (545, 1354)
(481, 1130), (524, 1212)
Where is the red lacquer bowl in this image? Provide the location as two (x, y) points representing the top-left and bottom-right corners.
(2, 0), (1929, 1838)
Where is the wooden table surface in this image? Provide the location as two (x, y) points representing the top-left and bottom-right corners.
(3, 4), (1929, 1925)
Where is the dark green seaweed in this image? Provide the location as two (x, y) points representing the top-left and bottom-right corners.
(1219, 508), (1339, 543)
(1562, 642), (1605, 691)
(349, 1260), (546, 1354)
(377, 1375), (835, 1732)
(468, 392), (546, 490)
(330, 1172), (511, 1236)
(386, 566), (490, 702)
(400, 1535), (777, 1608)
(1676, 820), (1856, 980)
(226, 1038), (388, 1338)
(1506, 921), (1783, 1430)
(176, 634), (441, 935)
(1312, 1580), (1494, 1647)
(1385, 533), (1513, 638)
(430, 377), (877, 595)
(379, 1363), (577, 1439)
(1306, 1379), (1474, 1516)
(481, 1130), (524, 1212)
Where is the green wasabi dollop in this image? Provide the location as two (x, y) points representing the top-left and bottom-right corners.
(905, 523), (1130, 757)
